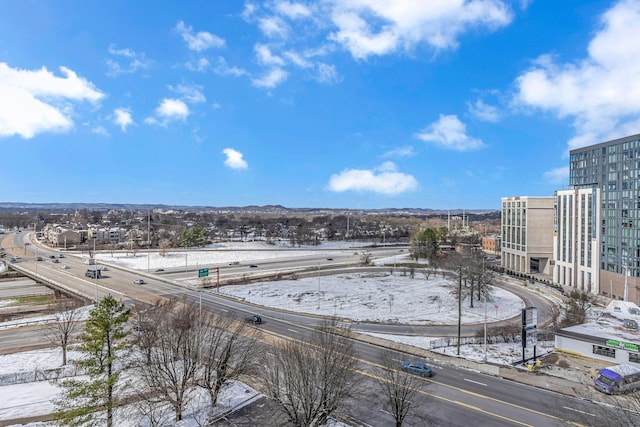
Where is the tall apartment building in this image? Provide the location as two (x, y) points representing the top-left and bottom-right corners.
(553, 188), (600, 294)
(568, 133), (640, 303)
(501, 196), (554, 275)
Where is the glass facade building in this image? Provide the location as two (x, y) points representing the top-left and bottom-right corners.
(569, 134), (640, 301)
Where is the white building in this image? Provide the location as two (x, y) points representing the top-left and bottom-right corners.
(501, 196), (555, 275)
(553, 188), (601, 294)
(556, 300), (640, 367)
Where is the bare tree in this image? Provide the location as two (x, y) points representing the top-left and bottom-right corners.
(260, 318), (361, 426)
(45, 298), (83, 366)
(558, 289), (598, 329)
(196, 312), (261, 407)
(158, 238), (171, 257)
(133, 299), (175, 365)
(374, 351), (434, 427)
(134, 302), (200, 422)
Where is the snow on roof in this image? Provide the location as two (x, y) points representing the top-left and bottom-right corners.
(561, 300), (640, 344)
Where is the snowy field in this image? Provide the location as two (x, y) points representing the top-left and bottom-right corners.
(217, 272), (523, 325)
(95, 240), (377, 270)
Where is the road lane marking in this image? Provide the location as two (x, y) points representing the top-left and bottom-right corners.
(287, 328), (299, 334)
(563, 406), (595, 417)
(464, 378), (487, 386)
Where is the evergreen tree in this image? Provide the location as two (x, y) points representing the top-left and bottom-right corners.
(54, 295), (131, 427)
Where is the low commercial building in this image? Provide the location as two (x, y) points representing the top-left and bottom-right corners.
(555, 300), (640, 367)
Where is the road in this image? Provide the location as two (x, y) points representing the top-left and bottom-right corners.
(1, 232), (633, 425)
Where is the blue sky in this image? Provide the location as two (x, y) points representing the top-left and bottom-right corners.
(0, 0), (637, 210)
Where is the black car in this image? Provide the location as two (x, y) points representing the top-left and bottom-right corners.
(246, 314), (262, 324)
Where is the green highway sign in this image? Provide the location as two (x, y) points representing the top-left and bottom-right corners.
(198, 268), (209, 278)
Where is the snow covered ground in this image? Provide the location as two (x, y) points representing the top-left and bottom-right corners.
(0, 241), (551, 425)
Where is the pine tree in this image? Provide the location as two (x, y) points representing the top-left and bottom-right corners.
(54, 295), (131, 427)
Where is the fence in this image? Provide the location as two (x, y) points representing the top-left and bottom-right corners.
(427, 329), (555, 350)
(0, 365), (80, 386)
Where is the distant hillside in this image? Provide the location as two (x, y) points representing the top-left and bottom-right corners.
(0, 202), (499, 216)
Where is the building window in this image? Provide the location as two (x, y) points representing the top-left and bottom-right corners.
(630, 353), (640, 363)
(593, 345), (616, 358)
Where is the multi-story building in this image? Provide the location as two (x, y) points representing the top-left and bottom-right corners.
(568, 133), (640, 303)
(501, 196), (554, 275)
(553, 188), (600, 294)
(481, 235), (501, 254)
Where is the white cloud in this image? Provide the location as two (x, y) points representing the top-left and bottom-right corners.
(91, 125), (109, 136)
(415, 114), (484, 151)
(467, 99), (500, 122)
(327, 161), (418, 195)
(284, 51), (312, 68)
(0, 63), (104, 139)
(214, 57), (248, 77)
(315, 63), (341, 84)
(185, 57), (210, 72)
(222, 148), (248, 170)
(514, 0), (640, 150)
(168, 83), (206, 104)
(252, 68), (288, 88)
(259, 16), (289, 38)
(543, 166), (569, 186)
(327, 0), (512, 59)
(113, 108), (133, 132)
(175, 20), (225, 51)
(145, 99), (189, 125)
(106, 44), (150, 76)
(274, 1), (312, 19)
(255, 44), (286, 66)
(382, 146), (415, 158)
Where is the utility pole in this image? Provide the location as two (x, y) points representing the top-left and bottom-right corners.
(457, 265), (462, 356)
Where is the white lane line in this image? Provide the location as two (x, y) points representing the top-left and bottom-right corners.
(287, 328), (299, 334)
(463, 378), (487, 387)
(562, 406), (595, 417)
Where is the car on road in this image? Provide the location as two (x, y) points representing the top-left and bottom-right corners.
(61, 264), (69, 269)
(59, 254), (65, 258)
(52, 258), (59, 263)
(101, 267), (109, 271)
(36, 256), (42, 261)
(49, 255), (56, 259)
(155, 268), (164, 272)
(133, 279), (145, 285)
(245, 314), (262, 324)
(249, 264), (258, 268)
(326, 258), (334, 261)
(400, 361), (433, 377)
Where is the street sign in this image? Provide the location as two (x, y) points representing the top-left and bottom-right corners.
(198, 268), (209, 278)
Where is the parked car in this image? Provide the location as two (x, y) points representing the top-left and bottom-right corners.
(133, 279), (145, 285)
(245, 314), (262, 324)
(36, 256), (42, 261)
(400, 361), (433, 377)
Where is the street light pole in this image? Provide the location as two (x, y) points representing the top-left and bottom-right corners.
(317, 263), (320, 310)
(457, 265), (462, 356)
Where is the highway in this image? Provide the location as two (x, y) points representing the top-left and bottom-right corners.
(2, 232), (636, 425)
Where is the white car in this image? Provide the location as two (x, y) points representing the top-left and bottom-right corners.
(61, 264), (69, 269)
(133, 279), (145, 285)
